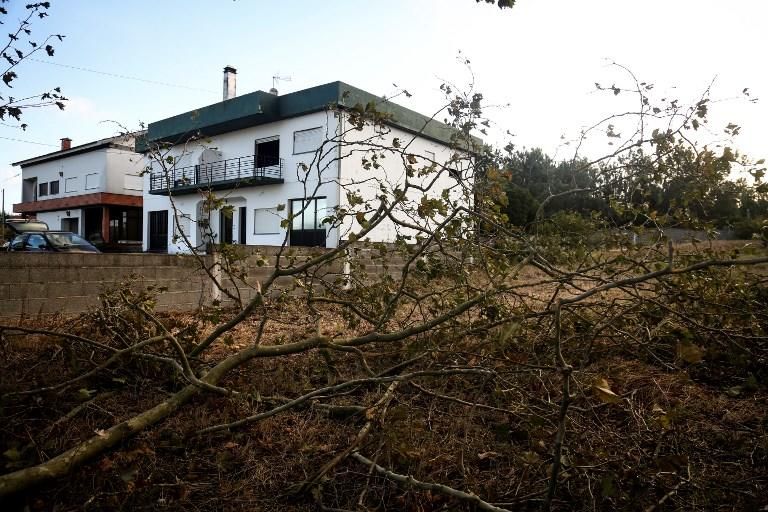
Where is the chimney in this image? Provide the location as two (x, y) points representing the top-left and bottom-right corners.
(223, 66), (237, 101)
(60, 137), (72, 151)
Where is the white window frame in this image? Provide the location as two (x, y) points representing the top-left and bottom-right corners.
(85, 173), (100, 190)
(65, 177), (78, 193)
(253, 208), (281, 235)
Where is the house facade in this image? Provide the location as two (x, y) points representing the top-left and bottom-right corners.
(141, 74), (472, 254)
(12, 135), (145, 251)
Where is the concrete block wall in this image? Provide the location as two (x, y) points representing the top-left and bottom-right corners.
(0, 253), (209, 317)
(0, 244), (418, 317)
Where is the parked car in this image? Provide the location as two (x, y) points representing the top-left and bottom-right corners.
(7, 231), (100, 253)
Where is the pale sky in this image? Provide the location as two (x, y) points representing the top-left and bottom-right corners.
(2, 0), (766, 207)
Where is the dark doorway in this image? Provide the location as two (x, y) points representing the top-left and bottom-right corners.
(238, 206), (247, 244)
(148, 210), (168, 252)
(219, 208), (234, 244)
(290, 197), (327, 247)
(83, 207), (103, 244)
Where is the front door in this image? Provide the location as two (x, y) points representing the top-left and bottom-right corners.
(219, 208), (233, 244)
(148, 210), (168, 252)
(61, 218), (79, 234)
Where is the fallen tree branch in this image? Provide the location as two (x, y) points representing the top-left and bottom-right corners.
(350, 451), (512, 512)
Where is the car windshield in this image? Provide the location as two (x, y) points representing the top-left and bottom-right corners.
(46, 232), (91, 248)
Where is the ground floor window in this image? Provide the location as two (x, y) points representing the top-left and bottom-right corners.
(109, 207), (142, 242)
(290, 197), (327, 247)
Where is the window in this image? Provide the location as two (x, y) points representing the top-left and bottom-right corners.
(49, 180), (59, 195)
(172, 214), (191, 242)
(110, 208), (142, 242)
(293, 127), (323, 155)
(85, 173), (99, 190)
(254, 136), (280, 168)
(289, 197), (328, 247)
(253, 208), (281, 235)
(65, 177), (78, 192)
(26, 234), (49, 251)
(38, 182), (48, 197)
(123, 174), (142, 191)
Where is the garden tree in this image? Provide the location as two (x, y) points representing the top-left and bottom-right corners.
(502, 182), (539, 226)
(1, 72), (767, 511)
(500, 148), (609, 221)
(0, 0), (66, 127)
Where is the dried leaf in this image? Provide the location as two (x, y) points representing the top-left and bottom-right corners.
(592, 378), (621, 404)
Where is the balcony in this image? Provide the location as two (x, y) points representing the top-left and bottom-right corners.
(149, 155), (284, 195)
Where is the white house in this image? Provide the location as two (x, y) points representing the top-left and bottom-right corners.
(12, 135), (145, 250)
(141, 69), (475, 254)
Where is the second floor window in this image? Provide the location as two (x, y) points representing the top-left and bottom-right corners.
(293, 127), (323, 155)
(49, 180), (59, 195)
(39, 182), (48, 197)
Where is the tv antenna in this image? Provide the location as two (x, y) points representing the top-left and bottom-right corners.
(271, 74), (292, 94)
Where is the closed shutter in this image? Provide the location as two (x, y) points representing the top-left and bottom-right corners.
(293, 127), (323, 155)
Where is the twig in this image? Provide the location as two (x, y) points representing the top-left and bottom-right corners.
(544, 300), (572, 512)
(296, 380), (400, 493)
(409, 381), (525, 418)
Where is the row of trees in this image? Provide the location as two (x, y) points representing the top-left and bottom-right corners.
(499, 137), (768, 237)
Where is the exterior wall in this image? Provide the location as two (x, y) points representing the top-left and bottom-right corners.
(37, 209), (82, 234)
(338, 117), (471, 243)
(142, 111), (342, 253)
(18, 150), (108, 203)
(14, 144), (143, 214)
(104, 147), (145, 196)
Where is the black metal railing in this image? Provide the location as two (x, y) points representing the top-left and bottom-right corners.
(149, 155), (283, 192)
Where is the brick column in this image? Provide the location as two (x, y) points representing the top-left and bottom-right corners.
(102, 206), (110, 243)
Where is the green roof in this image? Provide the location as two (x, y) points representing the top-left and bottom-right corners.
(139, 81), (476, 151)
